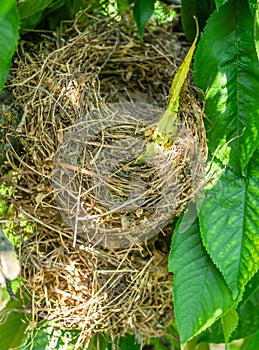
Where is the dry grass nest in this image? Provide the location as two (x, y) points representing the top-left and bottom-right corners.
(0, 12), (207, 348)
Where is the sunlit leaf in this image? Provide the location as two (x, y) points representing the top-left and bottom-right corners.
(194, 0), (259, 173)
(168, 203), (236, 345)
(254, 1), (259, 61)
(0, 0), (14, 20)
(197, 271), (259, 343)
(221, 308), (239, 343)
(198, 149), (259, 299)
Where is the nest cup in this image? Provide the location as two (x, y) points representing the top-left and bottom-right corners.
(53, 99), (206, 248)
(1, 13), (207, 347)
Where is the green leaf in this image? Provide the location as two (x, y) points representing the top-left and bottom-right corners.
(181, 0), (215, 42)
(168, 203), (236, 345)
(214, 0), (228, 10)
(147, 339), (169, 350)
(0, 0), (19, 91)
(198, 149), (259, 299)
(241, 330), (259, 350)
(247, 0), (257, 16)
(17, 0), (53, 19)
(133, 0), (155, 38)
(22, 327), (50, 350)
(0, 0), (14, 20)
(88, 334), (110, 350)
(194, 0), (259, 173)
(0, 298), (28, 349)
(254, 1), (259, 61)
(232, 270), (259, 340)
(197, 271), (259, 343)
(221, 308), (239, 343)
(17, 0), (65, 29)
(21, 325), (81, 349)
(44, 0), (75, 29)
(147, 323), (180, 350)
(117, 0), (130, 13)
(88, 333), (141, 350)
(119, 334), (141, 350)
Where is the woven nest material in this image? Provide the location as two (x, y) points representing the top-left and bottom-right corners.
(0, 13), (207, 348)
(53, 95), (206, 249)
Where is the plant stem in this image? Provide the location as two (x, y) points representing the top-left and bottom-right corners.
(184, 338), (197, 350)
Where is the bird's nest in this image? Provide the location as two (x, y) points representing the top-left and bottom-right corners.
(0, 12), (207, 348)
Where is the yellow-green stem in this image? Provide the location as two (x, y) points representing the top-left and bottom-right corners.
(136, 17), (199, 165)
